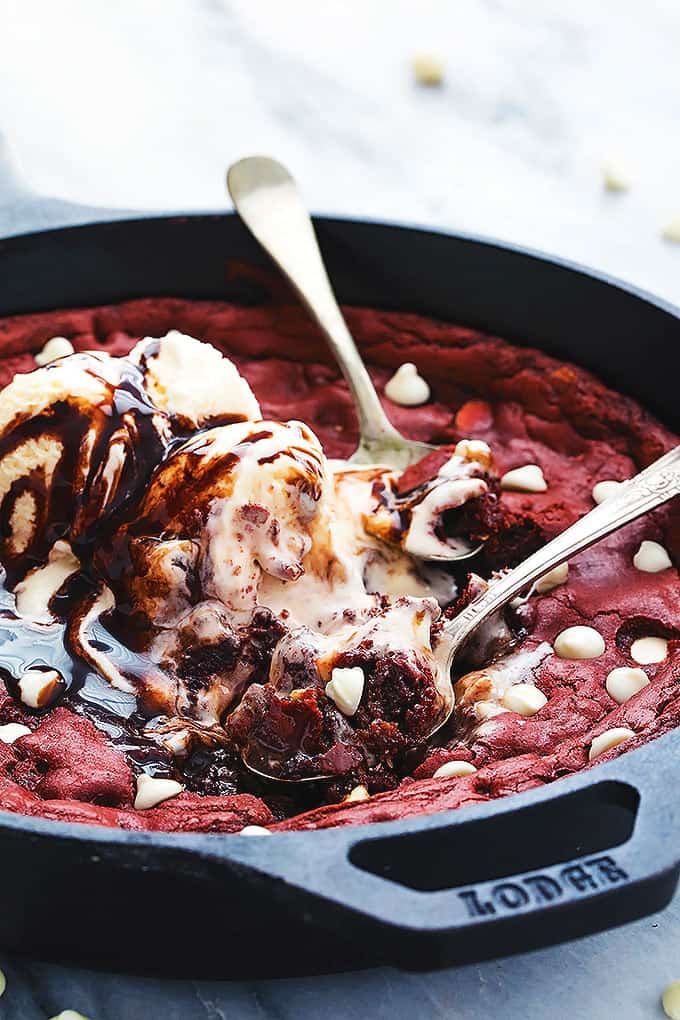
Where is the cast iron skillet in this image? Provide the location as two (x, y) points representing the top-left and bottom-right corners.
(0, 157), (679, 978)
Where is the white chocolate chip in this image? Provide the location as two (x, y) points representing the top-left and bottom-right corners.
(238, 825), (271, 836)
(48, 1013), (91, 1020)
(384, 363), (430, 406)
(633, 540), (672, 573)
(663, 981), (680, 1020)
(605, 666), (650, 705)
(454, 439), (493, 469)
(18, 668), (62, 709)
(475, 701), (508, 721)
(602, 159), (631, 192)
(502, 684), (548, 716)
(662, 216), (680, 244)
(592, 479), (623, 504)
(588, 727), (635, 761)
(0, 722), (31, 744)
(159, 728), (191, 758)
(325, 666), (365, 716)
(134, 773), (184, 810)
(554, 625), (605, 660)
(0, 969), (5, 998)
(14, 539), (80, 623)
(500, 464), (547, 493)
(433, 760), (477, 779)
(630, 636), (668, 665)
(35, 336), (75, 366)
(345, 784), (370, 802)
(535, 562), (569, 595)
(412, 53), (444, 86)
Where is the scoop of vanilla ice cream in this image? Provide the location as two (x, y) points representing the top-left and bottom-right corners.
(122, 418), (328, 621)
(0, 351), (171, 572)
(0, 335), (487, 767)
(130, 331), (260, 428)
(0, 334), (259, 580)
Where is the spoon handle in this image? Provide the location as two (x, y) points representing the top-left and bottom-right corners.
(227, 156), (400, 445)
(444, 444), (680, 651)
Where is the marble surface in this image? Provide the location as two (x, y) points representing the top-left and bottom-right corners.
(2, 0), (680, 305)
(0, 0), (680, 1016)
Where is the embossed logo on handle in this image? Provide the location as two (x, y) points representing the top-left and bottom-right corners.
(458, 855), (629, 918)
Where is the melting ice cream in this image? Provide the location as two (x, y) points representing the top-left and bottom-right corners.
(0, 332), (498, 784)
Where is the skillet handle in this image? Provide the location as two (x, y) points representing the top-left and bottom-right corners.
(245, 751), (680, 969)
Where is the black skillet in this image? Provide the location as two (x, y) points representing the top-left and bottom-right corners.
(0, 156), (679, 978)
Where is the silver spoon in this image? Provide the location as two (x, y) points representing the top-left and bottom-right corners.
(238, 444), (680, 782)
(228, 155), (484, 563)
(227, 156), (435, 472)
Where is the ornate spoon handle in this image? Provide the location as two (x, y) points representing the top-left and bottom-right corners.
(444, 444), (680, 653)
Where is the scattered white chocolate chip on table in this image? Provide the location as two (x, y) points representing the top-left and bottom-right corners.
(663, 980), (680, 1020)
(0, 722), (31, 744)
(48, 1013), (91, 1020)
(633, 540), (672, 573)
(18, 668), (63, 709)
(500, 464), (547, 493)
(134, 773), (184, 810)
(325, 666), (364, 716)
(433, 760), (477, 779)
(591, 479), (623, 504)
(554, 625), (605, 660)
(384, 363), (431, 406)
(662, 216), (680, 244)
(588, 727), (636, 761)
(602, 159), (631, 192)
(412, 53), (445, 86)
(34, 336), (75, 366)
(605, 666), (650, 704)
(630, 636), (668, 665)
(345, 784), (370, 802)
(238, 825), (272, 836)
(0, 968), (5, 997)
(535, 562), (569, 594)
(502, 683), (548, 716)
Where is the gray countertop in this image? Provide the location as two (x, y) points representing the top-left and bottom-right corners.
(1, 899), (677, 1019)
(0, 1), (679, 1015)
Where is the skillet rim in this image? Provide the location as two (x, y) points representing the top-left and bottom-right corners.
(0, 208), (676, 854)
